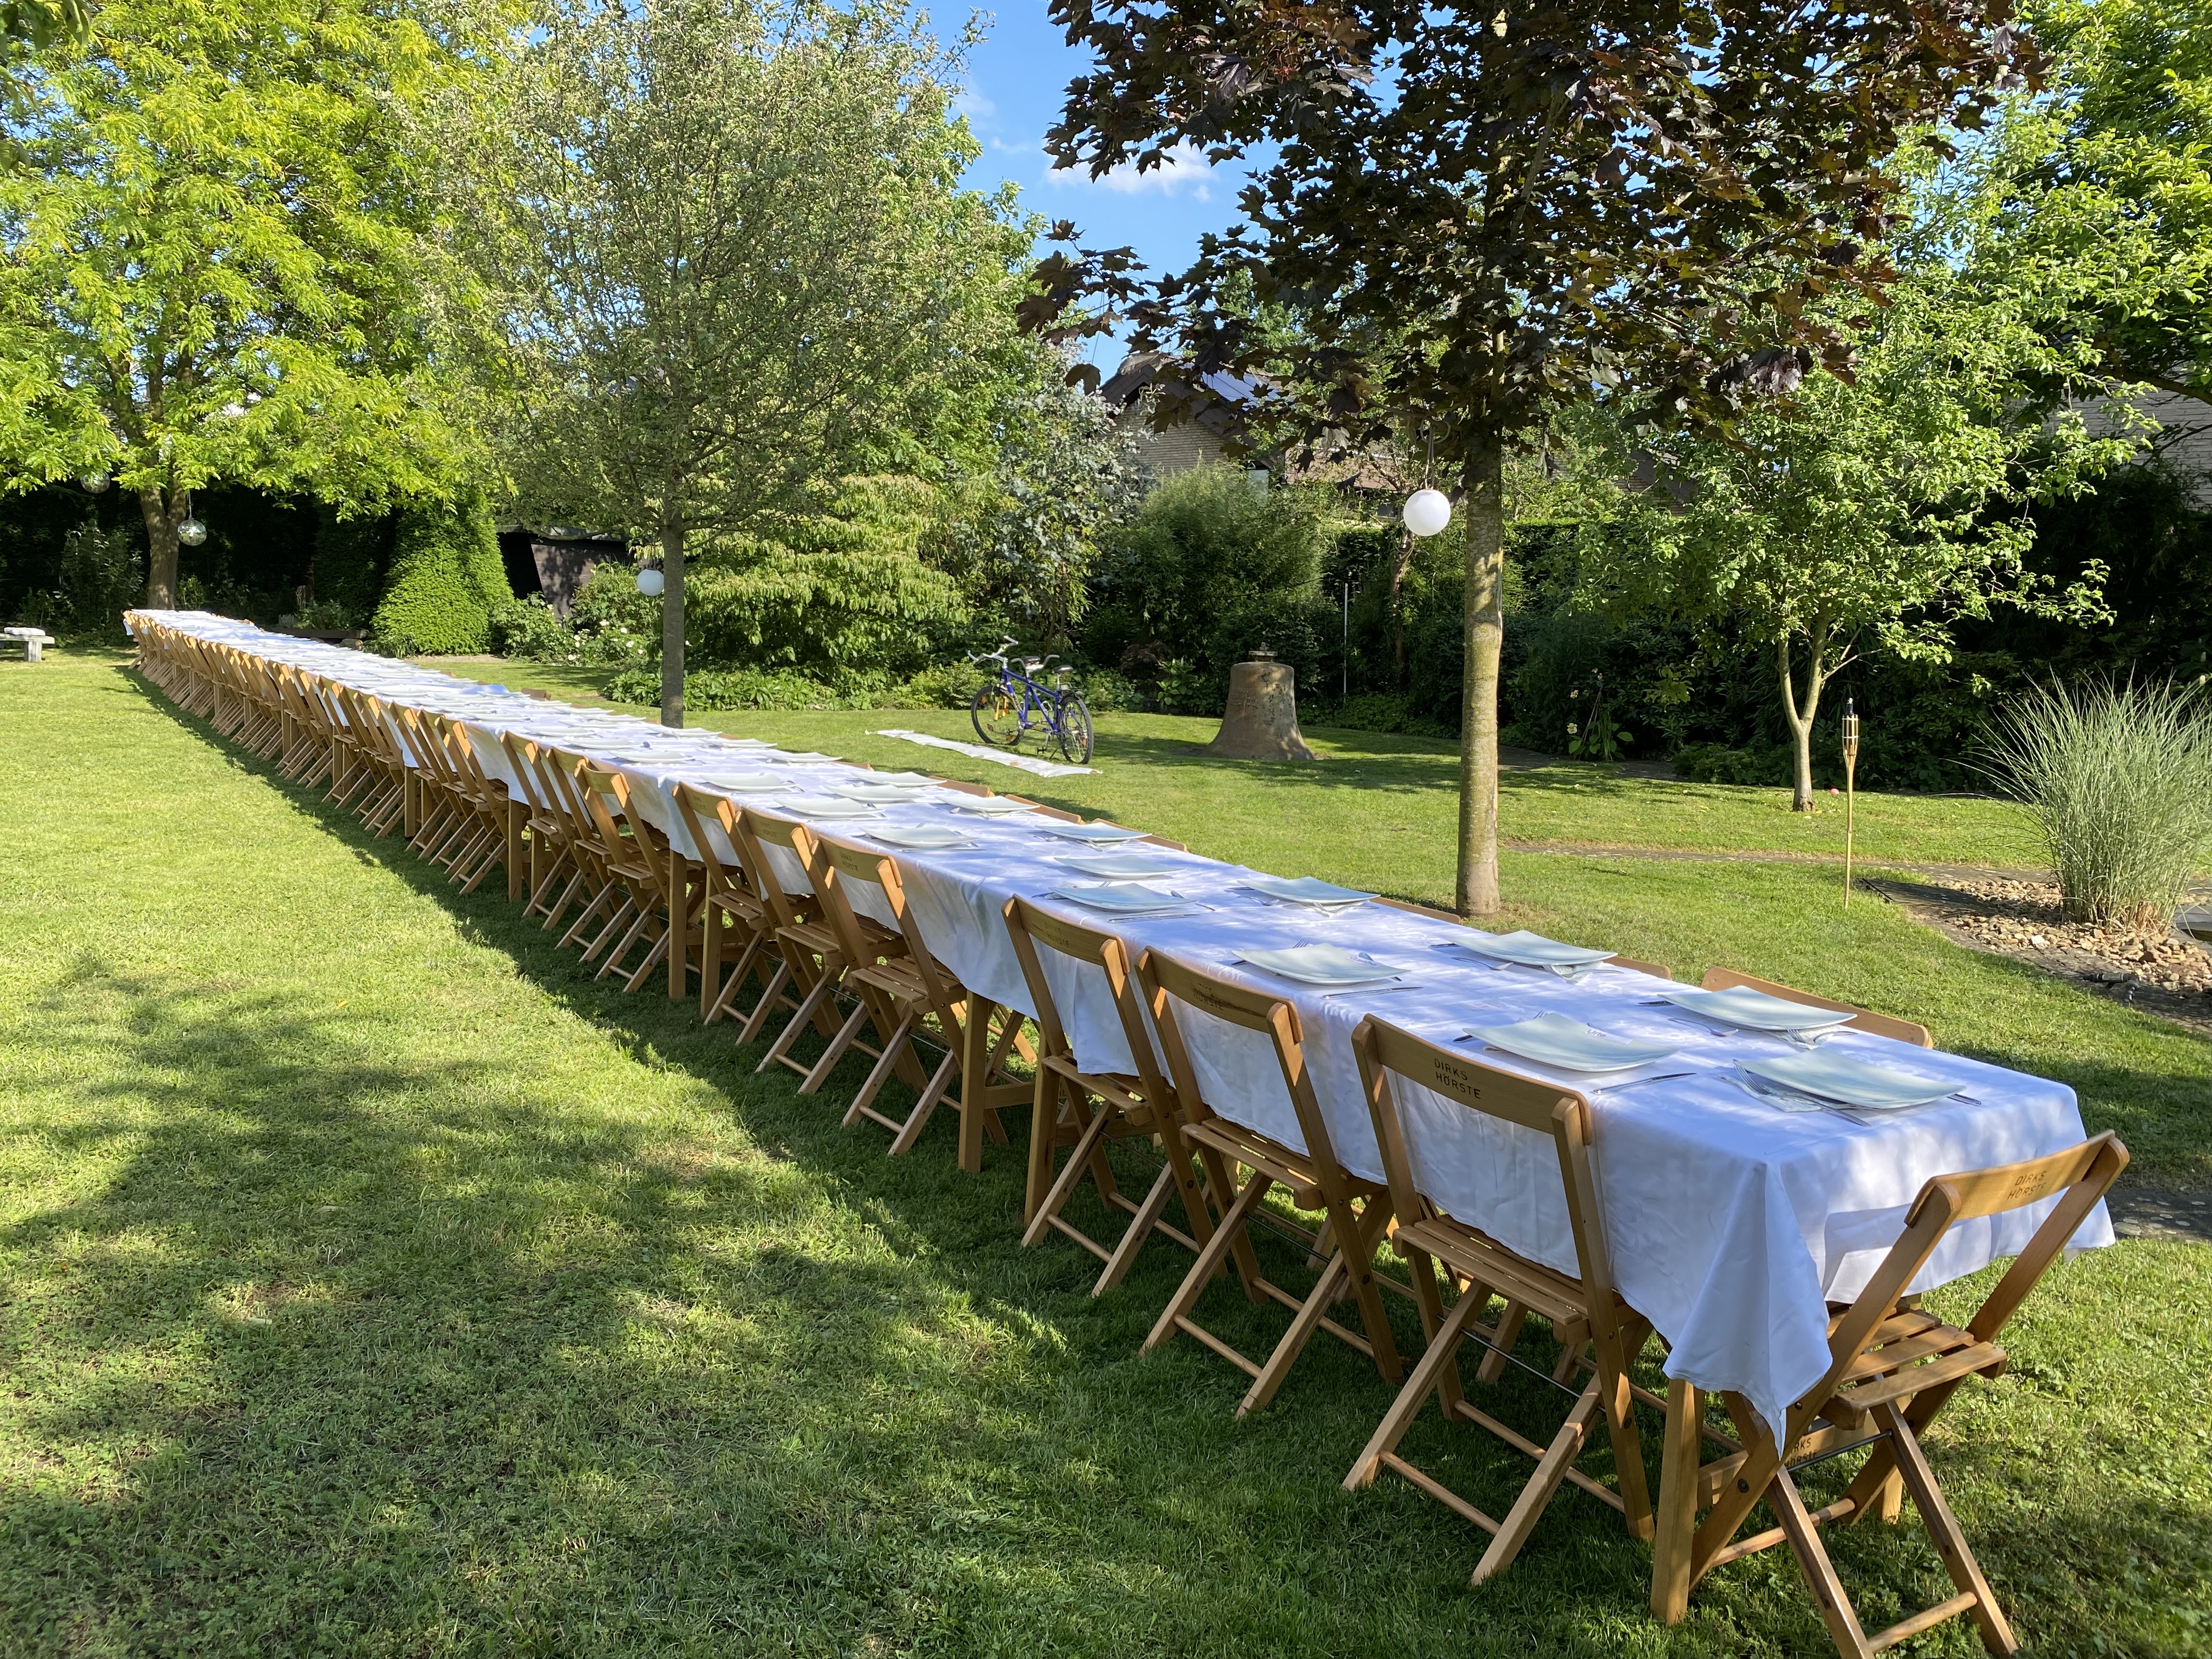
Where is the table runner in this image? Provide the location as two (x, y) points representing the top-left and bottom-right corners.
(131, 610), (2114, 1431)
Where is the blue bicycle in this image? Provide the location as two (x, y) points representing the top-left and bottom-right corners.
(966, 637), (1094, 764)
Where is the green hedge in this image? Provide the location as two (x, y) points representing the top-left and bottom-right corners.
(369, 493), (511, 654)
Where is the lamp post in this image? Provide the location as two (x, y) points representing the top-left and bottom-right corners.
(1338, 577), (1359, 699)
(1841, 698), (1861, 906)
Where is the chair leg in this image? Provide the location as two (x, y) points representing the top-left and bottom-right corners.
(1092, 1161), (1181, 1296)
(735, 960), (795, 1045)
(757, 973), (839, 1074)
(1470, 1383), (1605, 1584)
(1143, 1167), (1275, 1356)
(887, 1048), (962, 1155)
(1022, 1097), (1118, 1247)
(804, 997), (878, 1096)
(1345, 1278), (1488, 1488)
(1872, 1402), (2017, 1656)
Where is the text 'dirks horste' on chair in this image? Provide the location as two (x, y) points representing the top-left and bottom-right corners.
(1133, 949), (1403, 1415)
(1668, 1132), (2128, 1658)
(1002, 898), (1209, 1294)
(1343, 1017), (1656, 1582)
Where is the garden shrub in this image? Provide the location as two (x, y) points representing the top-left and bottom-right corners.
(369, 492), (511, 654)
(312, 509), (395, 626)
(686, 476), (968, 682)
(1083, 464), (1330, 706)
(565, 565), (658, 668)
(1981, 676), (2212, 930)
(1673, 742), (1791, 786)
(489, 594), (575, 659)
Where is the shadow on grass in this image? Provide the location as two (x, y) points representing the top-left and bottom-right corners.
(0, 667), (2197, 1657)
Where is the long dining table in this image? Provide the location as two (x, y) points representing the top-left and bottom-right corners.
(129, 609), (2116, 1618)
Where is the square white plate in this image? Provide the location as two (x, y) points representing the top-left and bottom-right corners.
(867, 824), (977, 851)
(1055, 853), (1186, 879)
(950, 797), (1037, 817)
(830, 783), (933, 803)
(1741, 1051), (1954, 1109)
(772, 797), (879, 820)
(699, 772), (786, 793)
(1047, 882), (1194, 914)
(1466, 1013), (1679, 1074)
(1034, 821), (1150, 843)
(1243, 874), (1376, 909)
(1237, 944), (1402, 987)
(865, 771), (937, 786)
(763, 752), (842, 766)
(1662, 987), (1852, 1035)
(1453, 929), (1615, 969)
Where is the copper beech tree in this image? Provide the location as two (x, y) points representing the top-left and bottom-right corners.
(1021, 0), (2035, 914)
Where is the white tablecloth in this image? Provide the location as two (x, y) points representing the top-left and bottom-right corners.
(133, 611), (2115, 1430)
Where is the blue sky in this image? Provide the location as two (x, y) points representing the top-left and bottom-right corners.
(951, 5), (1257, 363)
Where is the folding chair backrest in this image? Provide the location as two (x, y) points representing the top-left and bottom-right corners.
(1352, 1017), (1625, 1335)
(733, 807), (819, 930)
(670, 783), (749, 904)
(574, 764), (666, 900)
(1702, 967), (1929, 1047)
(1137, 949), (1351, 1195)
(1002, 899), (1174, 1104)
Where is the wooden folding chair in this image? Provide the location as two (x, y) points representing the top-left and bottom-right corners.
(1133, 949), (1404, 1415)
(1702, 967), (1930, 1046)
(1668, 1133), (2127, 1657)
(1002, 898), (1211, 1292)
(670, 782), (786, 1030)
(571, 765), (682, 990)
(734, 808), (860, 1056)
(798, 832), (1031, 1154)
(1342, 1017), (1656, 1579)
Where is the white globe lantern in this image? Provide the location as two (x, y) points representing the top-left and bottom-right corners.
(177, 516), (208, 548)
(1402, 488), (1452, 538)
(635, 565), (665, 597)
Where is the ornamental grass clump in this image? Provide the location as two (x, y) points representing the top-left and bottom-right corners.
(1982, 678), (2212, 931)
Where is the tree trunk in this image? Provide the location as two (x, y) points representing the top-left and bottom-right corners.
(1456, 431), (1506, 916)
(139, 483), (185, 609)
(1777, 631), (1829, 812)
(659, 515), (686, 729)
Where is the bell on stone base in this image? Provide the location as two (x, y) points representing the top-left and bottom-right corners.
(1205, 651), (1318, 761)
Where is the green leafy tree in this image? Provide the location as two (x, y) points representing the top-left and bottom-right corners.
(0, 0), (495, 609)
(1026, 0), (2031, 914)
(1576, 263), (2136, 810)
(1979, 0), (2212, 399)
(934, 347), (1145, 652)
(490, 0), (1033, 725)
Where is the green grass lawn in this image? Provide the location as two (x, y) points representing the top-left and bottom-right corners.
(2, 651), (2207, 1657)
(431, 658), (2049, 871)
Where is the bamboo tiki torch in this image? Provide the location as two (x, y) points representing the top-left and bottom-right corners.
(1841, 699), (1860, 906)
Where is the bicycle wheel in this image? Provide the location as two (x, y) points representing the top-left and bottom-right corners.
(1054, 692), (1094, 765)
(971, 682), (1023, 747)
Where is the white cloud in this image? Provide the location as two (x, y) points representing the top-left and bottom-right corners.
(1052, 139), (1216, 202)
(952, 88), (995, 122)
